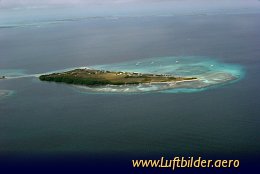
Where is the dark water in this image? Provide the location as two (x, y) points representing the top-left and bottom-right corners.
(0, 13), (260, 157)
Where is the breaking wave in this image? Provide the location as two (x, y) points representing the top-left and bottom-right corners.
(73, 56), (245, 94)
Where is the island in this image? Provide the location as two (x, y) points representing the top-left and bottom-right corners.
(39, 68), (197, 86)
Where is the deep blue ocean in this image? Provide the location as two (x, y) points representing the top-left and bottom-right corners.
(0, 6), (260, 173)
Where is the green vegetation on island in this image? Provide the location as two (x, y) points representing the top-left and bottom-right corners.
(39, 69), (197, 86)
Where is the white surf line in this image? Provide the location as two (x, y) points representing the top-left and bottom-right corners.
(4, 73), (43, 80)
(2, 66), (90, 80)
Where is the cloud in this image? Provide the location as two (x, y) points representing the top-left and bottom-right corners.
(0, 0), (259, 9)
(0, 0), (129, 6)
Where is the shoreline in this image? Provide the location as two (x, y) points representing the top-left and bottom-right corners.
(39, 68), (198, 87)
(88, 78), (199, 89)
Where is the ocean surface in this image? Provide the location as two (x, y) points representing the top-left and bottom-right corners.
(0, 8), (260, 157)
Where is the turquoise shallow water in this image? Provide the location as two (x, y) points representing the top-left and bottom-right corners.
(0, 70), (23, 99)
(1, 56), (244, 95)
(0, 89), (14, 99)
(72, 56), (245, 93)
(0, 69), (27, 77)
(0, 12), (259, 156)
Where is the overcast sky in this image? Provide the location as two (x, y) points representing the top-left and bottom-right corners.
(0, 0), (260, 15)
(1, 0), (259, 26)
(1, 0), (259, 7)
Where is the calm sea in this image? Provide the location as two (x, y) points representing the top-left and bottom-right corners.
(0, 9), (260, 159)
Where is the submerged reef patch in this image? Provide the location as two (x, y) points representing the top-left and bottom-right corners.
(0, 90), (14, 99)
(0, 69), (27, 78)
(73, 56), (244, 93)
